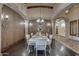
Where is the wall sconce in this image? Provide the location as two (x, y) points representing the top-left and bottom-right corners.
(47, 23), (51, 26)
(29, 22), (33, 26)
(1, 14), (9, 20)
(1, 14), (4, 19)
(1, 14), (9, 30)
(4, 15), (9, 21)
(5, 15), (9, 19)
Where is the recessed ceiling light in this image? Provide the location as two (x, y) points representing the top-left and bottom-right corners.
(65, 10), (69, 14)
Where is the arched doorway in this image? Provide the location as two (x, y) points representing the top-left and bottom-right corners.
(55, 18), (66, 37)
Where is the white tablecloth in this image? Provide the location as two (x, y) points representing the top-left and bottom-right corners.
(28, 36), (51, 46)
(28, 36), (51, 51)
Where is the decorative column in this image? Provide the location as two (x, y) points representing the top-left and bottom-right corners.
(52, 20), (56, 39)
(65, 20), (70, 39)
(0, 4), (3, 55)
(77, 20), (78, 37)
(25, 20), (29, 38)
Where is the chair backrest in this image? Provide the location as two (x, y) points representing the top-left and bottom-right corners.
(30, 33), (33, 37)
(49, 35), (53, 39)
(36, 39), (47, 50)
(26, 34), (30, 40)
(36, 45), (46, 50)
(28, 42), (36, 52)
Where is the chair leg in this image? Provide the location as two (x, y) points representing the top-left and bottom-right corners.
(27, 46), (30, 56)
(49, 45), (51, 55)
(36, 49), (37, 56)
(45, 50), (46, 56)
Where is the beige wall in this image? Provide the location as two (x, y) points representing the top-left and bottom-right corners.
(67, 4), (79, 21)
(1, 5), (25, 50)
(56, 4), (79, 37)
(67, 4), (79, 37)
(0, 4), (3, 54)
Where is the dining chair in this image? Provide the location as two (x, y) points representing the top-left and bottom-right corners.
(25, 34), (30, 48)
(26, 34), (30, 40)
(26, 34), (31, 43)
(35, 39), (47, 56)
(46, 33), (49, 38)
(46, 45), (49, 54)
(30, 33), (33, 37)
(36, 45), (46, 56)
(28, 42), (36, 55)
(49, 35), (53, 40)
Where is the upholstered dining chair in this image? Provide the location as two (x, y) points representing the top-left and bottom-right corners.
(26, 34), (31, 44)
(36, 45), (46, 56)
(27, 42), (36, 55)
(35, 40), (47, 56)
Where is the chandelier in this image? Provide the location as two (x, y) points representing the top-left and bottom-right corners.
(36, 5), (44, 23)
(36, 6), (45, 33)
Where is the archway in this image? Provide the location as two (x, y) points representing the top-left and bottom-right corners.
(55, 17), (69, 37)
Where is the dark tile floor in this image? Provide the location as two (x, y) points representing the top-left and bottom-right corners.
(2, 39), (79, 56)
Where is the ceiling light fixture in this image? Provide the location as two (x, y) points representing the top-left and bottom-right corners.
(41, 19), (44, 22)
(36, 18), (40, 22)
(36, 4), (44, 23)
(65, 10), (69, 14)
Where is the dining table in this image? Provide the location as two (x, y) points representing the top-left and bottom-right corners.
(28, 35), (51, 55)
(28, 35), (51, 46)
(27, 35), (52, 55)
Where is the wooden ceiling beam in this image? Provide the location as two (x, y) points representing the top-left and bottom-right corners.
(27, 5), (53, 9)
